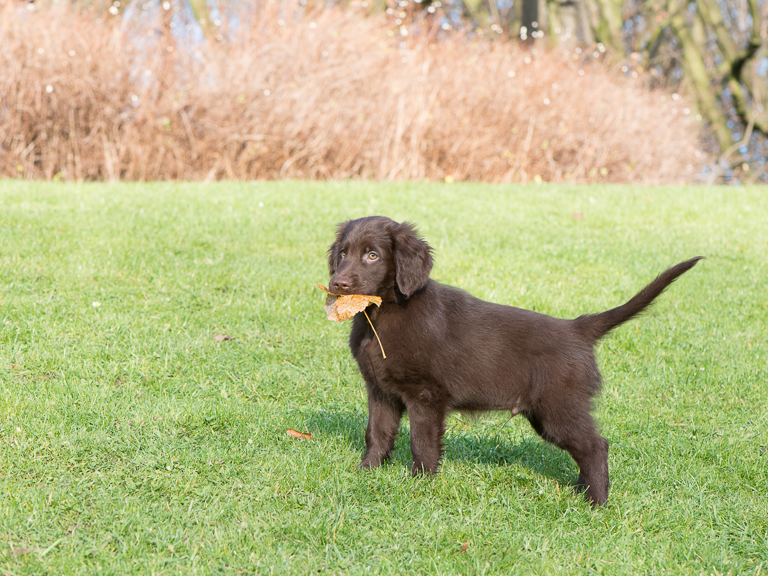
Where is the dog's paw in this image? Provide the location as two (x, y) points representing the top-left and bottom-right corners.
(358, 458), (382, 470)
(410, 462), (440, 477)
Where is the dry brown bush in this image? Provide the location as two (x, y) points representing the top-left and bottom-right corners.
(0, 2), (704, 182)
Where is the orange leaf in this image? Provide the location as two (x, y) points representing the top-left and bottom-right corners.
(286, 428), (312, 440)
(213, 334), (235, 341)
(317, 284), (382, 322)
(317, 285), (386, 358)
(459, 541), (470, 553)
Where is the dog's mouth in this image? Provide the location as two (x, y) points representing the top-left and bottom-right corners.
(318, 283), (376, 299)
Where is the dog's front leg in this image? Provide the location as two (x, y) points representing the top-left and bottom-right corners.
(406, 398), (447, 475)
(360, 382), (405, 469)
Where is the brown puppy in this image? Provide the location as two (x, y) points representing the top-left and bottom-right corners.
(328, 216), (701, 506)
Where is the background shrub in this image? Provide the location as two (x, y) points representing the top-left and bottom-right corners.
(0, 2), (704, 182)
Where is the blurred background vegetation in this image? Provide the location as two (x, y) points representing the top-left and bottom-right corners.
(1, 0), (766, 183)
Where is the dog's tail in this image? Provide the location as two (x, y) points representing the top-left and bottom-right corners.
(574, 257), (703, 342)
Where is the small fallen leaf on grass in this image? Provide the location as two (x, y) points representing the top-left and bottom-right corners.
(459, 541), (470, 553)
(317, 285), (386, 358)
(213, 334), (235, 341)
(286, 429), (312, 440)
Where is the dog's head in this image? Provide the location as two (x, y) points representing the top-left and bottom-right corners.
(328, 216), (433, 299)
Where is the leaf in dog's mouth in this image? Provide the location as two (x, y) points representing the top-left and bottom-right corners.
(317, 285), (386, 359)
(317, 284), (382, 321)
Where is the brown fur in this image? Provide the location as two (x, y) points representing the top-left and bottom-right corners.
(328, 216), (702, 506)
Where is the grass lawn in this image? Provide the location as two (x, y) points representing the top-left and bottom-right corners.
(1, 180), (766, 575)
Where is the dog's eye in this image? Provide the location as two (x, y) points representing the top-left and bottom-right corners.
(339, 250), (347, 259)
(367, 252), (379, 261)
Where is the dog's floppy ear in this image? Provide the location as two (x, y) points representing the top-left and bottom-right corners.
(391, 221), (433, 298)
(327, 221), (349, 275)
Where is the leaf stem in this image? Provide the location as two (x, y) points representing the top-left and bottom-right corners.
(363, 309), (386, 359)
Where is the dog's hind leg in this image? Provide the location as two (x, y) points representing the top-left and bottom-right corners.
(525, 406), (610, 507)
(562, 430), (610, 507)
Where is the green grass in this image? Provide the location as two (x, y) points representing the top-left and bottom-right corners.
(1, 180), (766, 575)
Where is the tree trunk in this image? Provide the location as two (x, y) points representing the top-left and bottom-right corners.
(592, 0), (624, 52)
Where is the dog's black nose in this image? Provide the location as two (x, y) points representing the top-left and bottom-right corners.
(331, 277), (351, 293)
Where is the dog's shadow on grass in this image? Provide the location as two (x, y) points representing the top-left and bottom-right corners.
(306, 408), (579, 488)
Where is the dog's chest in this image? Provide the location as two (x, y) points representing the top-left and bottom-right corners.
(355, 332), (427, 374)
(351, 315), (438, 394)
